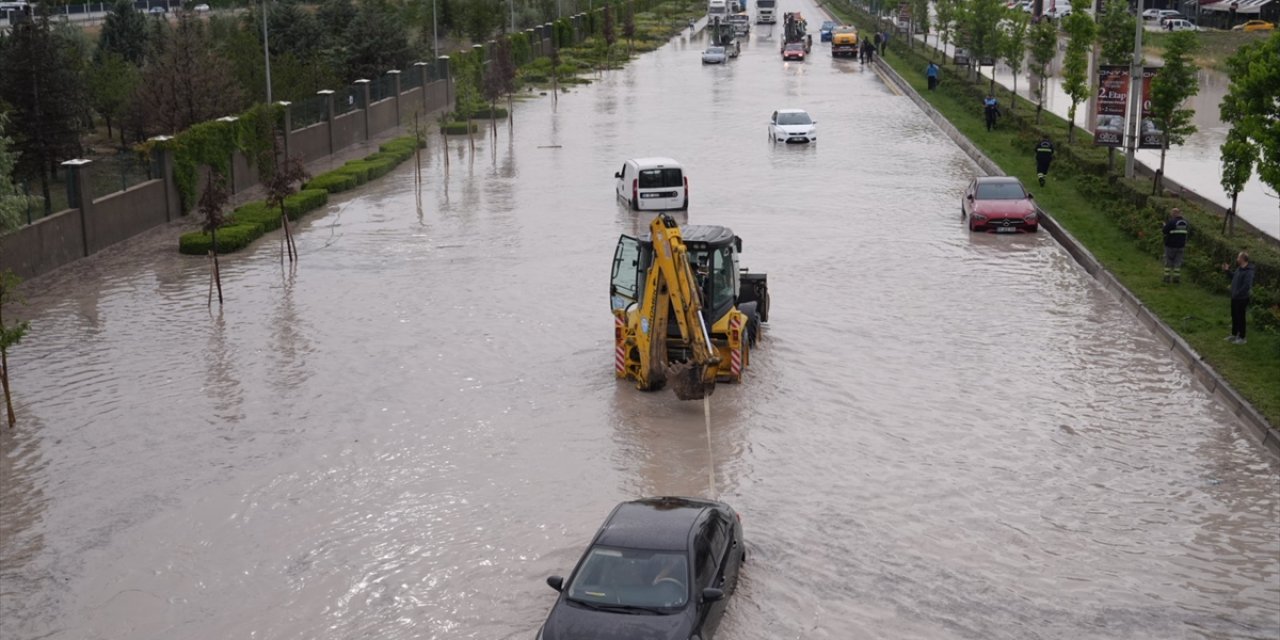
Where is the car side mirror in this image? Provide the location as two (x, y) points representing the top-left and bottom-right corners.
(701, 588), (725, 603)
(1027, 193), (1034, 199)
(546, 576), (564, 592)
(967, 194), (975, 200)
(614, 172), (621, 179)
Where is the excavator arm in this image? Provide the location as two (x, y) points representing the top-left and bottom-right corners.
(635, 214), (720, 400)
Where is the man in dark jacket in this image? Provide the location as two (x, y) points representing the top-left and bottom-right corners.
(1222, 251), (1255, 344)
(1034, 135), (1054, 186)
(1161, 208), (1190, 283)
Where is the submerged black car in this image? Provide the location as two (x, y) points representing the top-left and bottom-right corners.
(537, 496), (745, 640)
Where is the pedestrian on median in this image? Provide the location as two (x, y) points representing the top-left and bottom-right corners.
(1034, 134), (1054, 186)
(1222, 251), (1254, 344)
(1161, 208), (1190, 283)
(983, 94), (1000, 131)
(926, 61), (940, 90)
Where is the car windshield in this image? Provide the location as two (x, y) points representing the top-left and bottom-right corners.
(785, 43), (804, 50)
(705, 47), (725, 54)
(638, 168), (683, 189)
(975, 181), (1027, 200)
(776, 112), (811, 125)
(567, 546), (689, 610)
(822, 21), (835, 28)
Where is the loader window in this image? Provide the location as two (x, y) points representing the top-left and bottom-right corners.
(611, 235), (642, 309)
(710, 246), (736, 311)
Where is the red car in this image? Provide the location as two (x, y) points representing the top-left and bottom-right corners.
(962, 176), (1039, 233)
(782, 42), (806, 61)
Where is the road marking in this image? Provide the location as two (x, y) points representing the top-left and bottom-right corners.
(873, 64), (902, 96)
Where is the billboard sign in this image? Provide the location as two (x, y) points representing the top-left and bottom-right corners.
(1138, 66), (1163, 149)
(1093, 65), (1128, 147)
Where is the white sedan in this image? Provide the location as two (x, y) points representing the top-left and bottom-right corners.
(769, 109), (817, 144)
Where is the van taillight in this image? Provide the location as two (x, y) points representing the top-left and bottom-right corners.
(632, 179), (638, 205)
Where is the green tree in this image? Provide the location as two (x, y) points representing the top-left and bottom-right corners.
(317, 0), (358, 40)
(0, 11), (87, 214)
(460, 0), (501, 43)
(1027, 17), (1056, 122)
(97, 0), (150, 65)
(1147, 30), (1199, 192)
(1001, 9), (1029, 110)
(1061, 0), (1097, 142)
(199, 170), (231, 305)
(1219, 129), (1255, 236)
(87, 52), (140, 144)
(1095, 0), (1135, 65)
(0, 269), (30, 429)
(934, 0), (958, 59)
(623, 4), (635, 54)
(0, 115), (31, 233)
(345, 0), (413, 82)
(1220, 31), (1280, 200)
(910, 0), (929, 49)
(961, 0), (1005, 83)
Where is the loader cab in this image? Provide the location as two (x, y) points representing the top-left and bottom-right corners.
(611, 225), (742, 326)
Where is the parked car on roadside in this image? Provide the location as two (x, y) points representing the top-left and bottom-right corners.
(193, 3), (210, 11)
(1233, 19), (1274, 31)
(536, 497), (745, 640)
(1142, 8), (1179, 20)
(147, 5), (167, 13)
(962, 176), (1039, 233)
(1163, 18), (1200, 31)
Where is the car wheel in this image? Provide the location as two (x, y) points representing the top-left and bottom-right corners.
(1028, 224), (1039, 233)
(630, 197), (638, 211)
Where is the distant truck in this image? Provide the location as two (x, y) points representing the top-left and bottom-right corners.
(831, 27), (858, 57)
(708, 0), (728, 22)
(729, 11), (750, 35)
(782, 11), (811, 52)
(756, 0), (776, 23)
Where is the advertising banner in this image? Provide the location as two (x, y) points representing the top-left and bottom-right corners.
(1093, 65), (1129, 147)
(1138, 66), (1163, 149)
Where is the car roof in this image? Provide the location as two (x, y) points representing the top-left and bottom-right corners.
(597, 497), (726, 551)
(639, 224), (737, 247)
(777, 108), (809, 114)
(630, 157), (683, 168)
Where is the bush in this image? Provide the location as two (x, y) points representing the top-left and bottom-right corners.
(305, 171), (358, 193)
(284, 189), (329, 220)
(178, 223), (261, 255)
(471, 107), (509, 119)
(338, 161), (373, 184)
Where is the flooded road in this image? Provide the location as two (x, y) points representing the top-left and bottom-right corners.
(3, 4), (1278, 638)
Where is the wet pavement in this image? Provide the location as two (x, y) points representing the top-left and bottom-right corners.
(2, 3), (1278, 638)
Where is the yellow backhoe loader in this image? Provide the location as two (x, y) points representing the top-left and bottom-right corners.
(610, 214), (770, 400)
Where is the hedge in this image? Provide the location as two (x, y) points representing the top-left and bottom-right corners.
(440, 121), (480, 135)
(179, 134), (424, 255)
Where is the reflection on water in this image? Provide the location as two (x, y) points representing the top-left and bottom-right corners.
(2, 1), (1277, 638)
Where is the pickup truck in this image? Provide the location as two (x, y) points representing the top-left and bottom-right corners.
(831, 27), (858, 57)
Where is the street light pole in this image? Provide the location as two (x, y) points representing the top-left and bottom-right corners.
(1124, 0), (1143, 178)
(433, 0), (438, 57)
(262, 0), (272, 104)
(511, 0), (515, 32)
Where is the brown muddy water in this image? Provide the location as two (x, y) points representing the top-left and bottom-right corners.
(2, 4), (1278, 638)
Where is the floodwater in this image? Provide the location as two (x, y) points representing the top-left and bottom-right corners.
(3, 3), (1278, 638)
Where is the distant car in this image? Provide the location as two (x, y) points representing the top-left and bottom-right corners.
(147, 5), (166, 13)
(1234, 19), (1275, 31)
(962, 176), (1039, 233)
(702, 46), (727, 64)
(1164, 18), (1200, 31)
(194, 3), (210, 11)
(782, 41), (806, 61)
(1157, 12), (1186, 25)
(1045, 5), (1071, 20)
(819, 20), (837, 41)
(769, 108), (817, 144)
(1142, 8), (1177, 20)
(536, 497), (745, 640)
(0, 0), (30, 10)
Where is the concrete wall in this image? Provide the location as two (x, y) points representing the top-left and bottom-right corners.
(230, 152), (257, 194)
(86, 181), (168, 254)
(0, 209), (84, 279)
(398, 86), (424, 122)
(872, 57), (1280, 459)
(292, 122), (331, 164)
(332, 110), (365, 150)
(368, 98), (399, 136)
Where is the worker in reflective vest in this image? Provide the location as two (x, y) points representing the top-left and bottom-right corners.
(1162, 208), (1190, 284)
(1034, 135), (1054, 186)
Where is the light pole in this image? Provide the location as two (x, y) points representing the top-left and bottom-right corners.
(511, 0), (515, 32)
(262, 0), (273, 104)
(433, 0), (438, 57)
(1124, 0), (1143, 178)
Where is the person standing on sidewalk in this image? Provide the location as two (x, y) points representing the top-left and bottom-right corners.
(1222, 252), (1255, 344)
(1034, 134), (1055, 186)
(1161, 208), (1190, 283)
(926, 61), (940, 90)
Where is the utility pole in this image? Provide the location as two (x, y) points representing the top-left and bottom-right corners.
(433, 0), (438, 57)
(262, 0), (272, 104)
(1124, 0), (1143, 178)
(511, 0), (515, 32)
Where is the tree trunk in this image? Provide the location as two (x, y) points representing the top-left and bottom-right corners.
(1, 346), (13, 429)
(491, 100), (498, 136)
(1011, 75), (1018, 112)
(104, 115), (114, 141)
(1068, 120), (1075, 143)
(1156, 141), (1168, 194)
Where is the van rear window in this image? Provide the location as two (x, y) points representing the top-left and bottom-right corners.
(638, 168), (683, 189)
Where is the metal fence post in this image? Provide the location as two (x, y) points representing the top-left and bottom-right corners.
(61, 159), (92, 257)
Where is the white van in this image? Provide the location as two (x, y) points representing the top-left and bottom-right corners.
(615, 158), (689, 211)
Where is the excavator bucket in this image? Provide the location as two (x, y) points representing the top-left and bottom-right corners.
(666, 362), (715, 401)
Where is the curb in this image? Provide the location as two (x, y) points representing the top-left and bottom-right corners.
(873, 56), (1280, 460)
